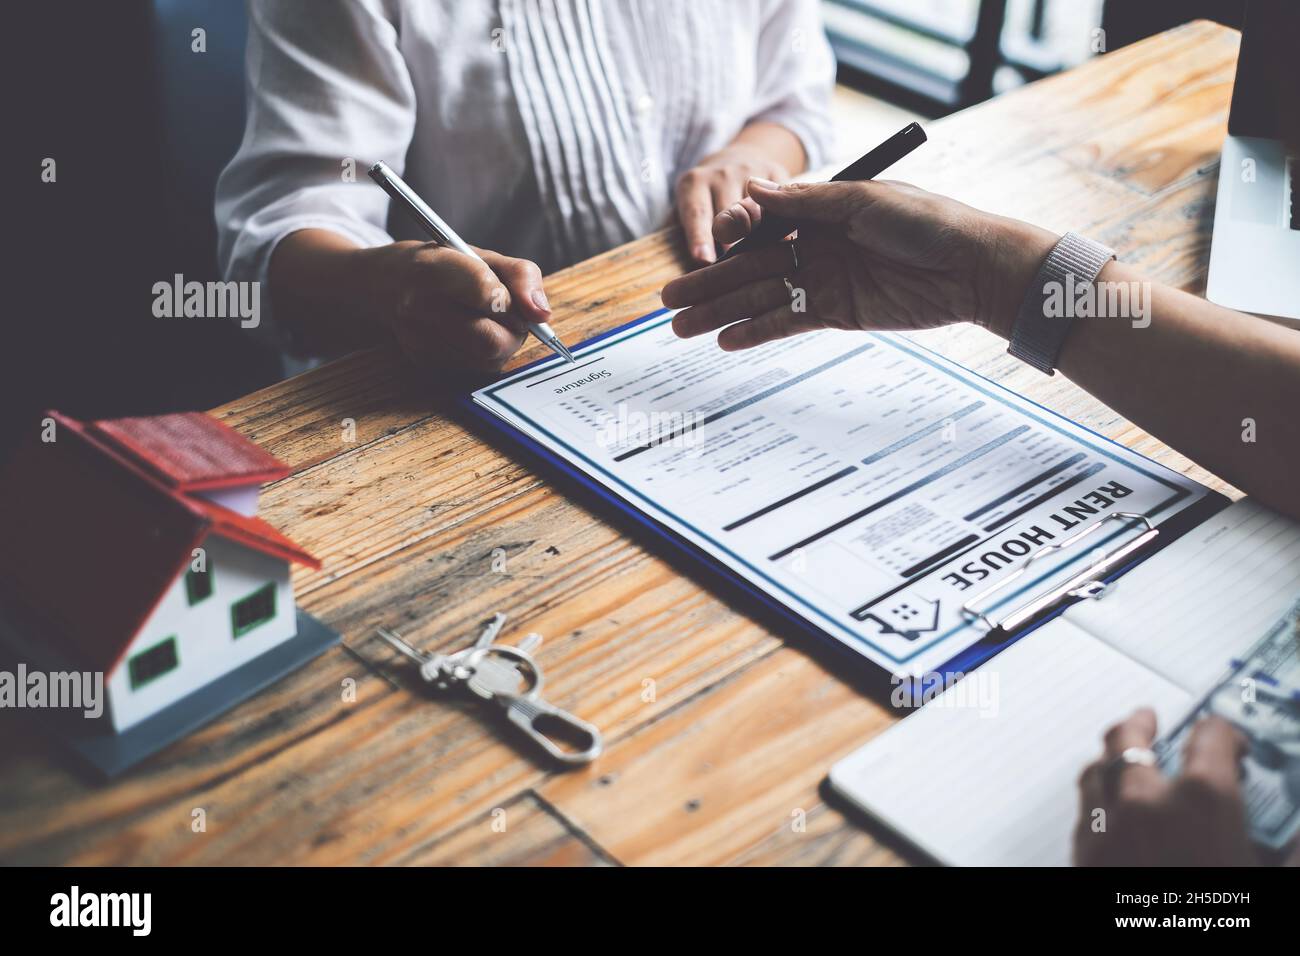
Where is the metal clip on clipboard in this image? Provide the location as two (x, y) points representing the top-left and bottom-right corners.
(959, 512), (1159, 636)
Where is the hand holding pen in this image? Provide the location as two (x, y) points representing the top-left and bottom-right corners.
(368, 161), (575, 367)
(662, 123), (1065, 350)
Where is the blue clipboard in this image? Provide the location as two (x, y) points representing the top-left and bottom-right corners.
(454, 308), (1230, 701)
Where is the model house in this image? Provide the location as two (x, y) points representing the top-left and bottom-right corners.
(0, 410), (328, 753)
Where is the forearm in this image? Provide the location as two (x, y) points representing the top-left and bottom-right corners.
(267, 229), (390, 356)
(1057, 263), (1300, 514)
(988, 224), (1300, 518)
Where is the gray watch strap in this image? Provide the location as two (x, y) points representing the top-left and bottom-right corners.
(1007, 232), (1116, 374)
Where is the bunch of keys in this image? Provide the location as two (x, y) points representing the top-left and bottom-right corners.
(375, 613), (602, 766)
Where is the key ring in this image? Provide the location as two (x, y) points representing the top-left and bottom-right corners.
(460, 644), (542, 702)
(461, 644), (603, 765)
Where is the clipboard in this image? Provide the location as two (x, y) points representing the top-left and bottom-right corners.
(456, 308), (1230, 694)
(961, 511), (1158, 635)
(826, 496), (1300, 865)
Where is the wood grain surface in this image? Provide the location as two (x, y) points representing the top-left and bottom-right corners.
(0, 21), (1244, 866)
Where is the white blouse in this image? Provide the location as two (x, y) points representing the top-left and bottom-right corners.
(215, 0), (836, 346)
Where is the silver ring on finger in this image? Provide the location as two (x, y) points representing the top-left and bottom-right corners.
(1102, 746), (1158, 798)
(787, 239), (801, 273)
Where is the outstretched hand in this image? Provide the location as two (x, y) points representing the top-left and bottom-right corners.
(662, 177), (1057, 349)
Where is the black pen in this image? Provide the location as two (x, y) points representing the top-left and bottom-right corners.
(720, 122), (927, 260)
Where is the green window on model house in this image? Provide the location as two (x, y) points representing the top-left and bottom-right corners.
(185, 564), (213, 605)
(128, 636), (179, 691)
(231, 582), (276, 638)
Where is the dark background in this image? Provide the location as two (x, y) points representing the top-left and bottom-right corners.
(5, 2), (278, 458)
(3, 0), (1248, 460)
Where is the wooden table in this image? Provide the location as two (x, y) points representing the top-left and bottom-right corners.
(0, 21), (1243, 865)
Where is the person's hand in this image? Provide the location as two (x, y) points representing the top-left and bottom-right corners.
(369, 240), (552, 372)
(1073, 708), (1256, 867)
(675, 144), (791, 265)
(661, 177), (1058, 351)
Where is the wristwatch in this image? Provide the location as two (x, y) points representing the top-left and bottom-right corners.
(1007, 232), (1116, 375)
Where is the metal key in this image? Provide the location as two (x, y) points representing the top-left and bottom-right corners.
(473, 612), (508, 647)
(460, 642), (603, 766)
(375, 616), (601, 765)
(376, 626), (465, 689)
(376, 612), (512, 687)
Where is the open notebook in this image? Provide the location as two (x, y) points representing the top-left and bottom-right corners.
(828, 498), (1300, 866)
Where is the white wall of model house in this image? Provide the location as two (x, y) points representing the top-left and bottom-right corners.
(106, 534), (295, 732)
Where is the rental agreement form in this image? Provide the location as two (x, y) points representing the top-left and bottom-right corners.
(473, 311), (1212, 676)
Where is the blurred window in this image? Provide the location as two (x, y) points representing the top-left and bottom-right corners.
(823, 0), (1105, 112)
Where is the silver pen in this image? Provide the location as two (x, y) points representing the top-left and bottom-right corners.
(367, 160), (575, 363)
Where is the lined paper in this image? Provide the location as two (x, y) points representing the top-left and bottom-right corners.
(830, 620), (1191, 866)
(1065, 499), (1300, 694)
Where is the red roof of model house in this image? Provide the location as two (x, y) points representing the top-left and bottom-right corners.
(0, 410), (320, 676)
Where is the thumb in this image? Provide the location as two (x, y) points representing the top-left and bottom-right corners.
(745, 178), (864, 225)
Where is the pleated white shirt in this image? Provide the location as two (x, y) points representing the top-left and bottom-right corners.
(215, 0), (836, 348)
